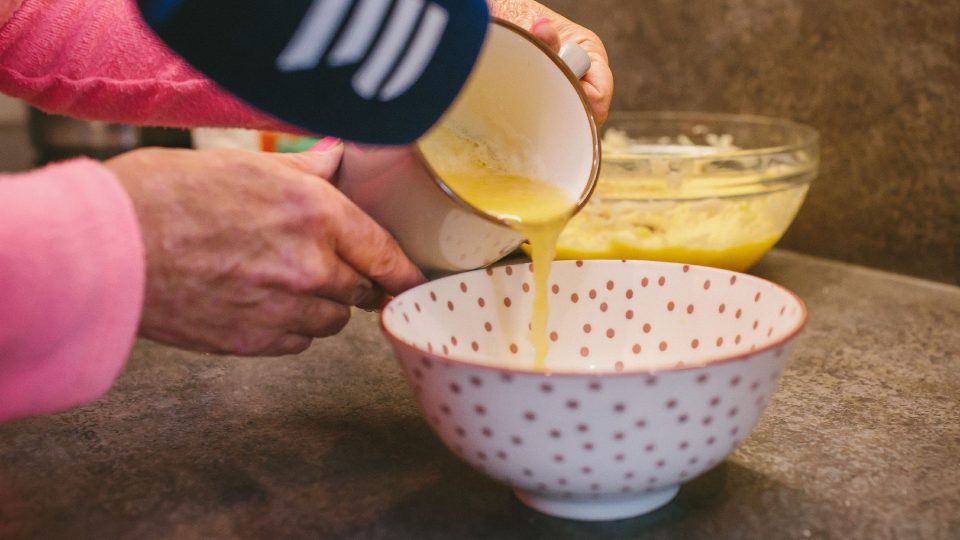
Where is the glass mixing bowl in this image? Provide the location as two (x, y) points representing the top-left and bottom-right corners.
(554, 111), (819, 271)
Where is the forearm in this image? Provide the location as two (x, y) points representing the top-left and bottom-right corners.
(0, 159), (144, 422)
(0, 0), (288, 130)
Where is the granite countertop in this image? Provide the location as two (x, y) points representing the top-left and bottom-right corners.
(1, 250), (958, 539)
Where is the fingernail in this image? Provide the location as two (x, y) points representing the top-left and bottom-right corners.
(352, 282), (389, 310)
(530, 16), (551, 32)
(309, 136), (341, 152)
(362, 295), (392, 313)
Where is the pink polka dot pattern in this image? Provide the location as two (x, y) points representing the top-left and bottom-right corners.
(381, 260), (806, 520)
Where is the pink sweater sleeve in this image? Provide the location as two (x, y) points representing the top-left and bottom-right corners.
(0, 0), (293, 130)
(0, 159), (144, 423)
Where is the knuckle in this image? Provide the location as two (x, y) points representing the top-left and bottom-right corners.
(319, 304), (352, 336)
(292, 192), (340, 240)
(362, 232), (403, 279)
(310, 194), (345, 228)
(296, 252), (341, 293)
(228, 332), (279, 356)
(275, 335), (313, 355)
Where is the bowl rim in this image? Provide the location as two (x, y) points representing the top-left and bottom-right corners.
(381, 259), (808, 377)
(601, 110), (820, 160)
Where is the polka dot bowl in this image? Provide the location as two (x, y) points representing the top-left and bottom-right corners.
(381, 259), (806, 521)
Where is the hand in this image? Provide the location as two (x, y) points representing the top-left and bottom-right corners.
(489, 0), (613, 125)
(106, 144), (425, 356)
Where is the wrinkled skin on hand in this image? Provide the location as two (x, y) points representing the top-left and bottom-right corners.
(490, 0), (613, 125)
(107, 143), (424, 356)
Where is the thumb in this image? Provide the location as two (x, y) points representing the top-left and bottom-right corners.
(277, 137), (344, 179)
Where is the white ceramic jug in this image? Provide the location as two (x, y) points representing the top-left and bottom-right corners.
(338, 18), (600, 274)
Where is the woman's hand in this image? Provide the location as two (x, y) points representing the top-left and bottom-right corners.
(106, 143), (424, 356)
(489, 0), (613, 125)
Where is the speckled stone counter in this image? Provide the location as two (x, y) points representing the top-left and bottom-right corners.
(1, 250), (957, 539)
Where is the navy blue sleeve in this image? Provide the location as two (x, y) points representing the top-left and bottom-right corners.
(138, 0), (489, 144)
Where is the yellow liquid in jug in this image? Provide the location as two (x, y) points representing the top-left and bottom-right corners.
(421, 127), (577, 370)
(440, 172), (573, 370)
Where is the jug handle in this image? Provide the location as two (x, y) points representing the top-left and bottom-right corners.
(558, 42), (591, 79)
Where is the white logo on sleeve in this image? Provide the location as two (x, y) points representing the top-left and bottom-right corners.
(276, 0), (449, 101)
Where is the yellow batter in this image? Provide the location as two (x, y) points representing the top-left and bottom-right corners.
(543, 129), (810, 271)
(551, 182), (807, 271)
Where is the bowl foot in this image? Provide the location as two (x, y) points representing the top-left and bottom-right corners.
(513, 485), (679, 521)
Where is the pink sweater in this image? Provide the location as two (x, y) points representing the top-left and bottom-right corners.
(0, 0), (285, 422)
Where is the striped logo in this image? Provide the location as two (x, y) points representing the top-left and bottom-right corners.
(276, 0), (449, 101)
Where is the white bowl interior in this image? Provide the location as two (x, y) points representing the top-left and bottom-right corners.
(383, 260), (805, 373)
